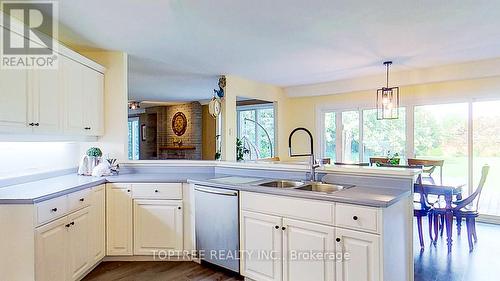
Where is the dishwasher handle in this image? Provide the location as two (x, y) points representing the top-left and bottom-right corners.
(194, 185), (238, 196)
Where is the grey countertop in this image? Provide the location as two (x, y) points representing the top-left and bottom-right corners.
(188, 177), (411, 208)
(0, 175), (106, 204)
(0, 172), (410, 207)
(0, 173), (216, 204)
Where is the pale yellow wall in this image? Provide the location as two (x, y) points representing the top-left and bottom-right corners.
(78, 51), (129, 161)
(282, 76), (500, 161)
(222, 75), (288, 161)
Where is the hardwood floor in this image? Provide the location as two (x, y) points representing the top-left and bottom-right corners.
(414, 218), (500, 281)
(84, 220), (500, 281)
(82, 261), (243, 281)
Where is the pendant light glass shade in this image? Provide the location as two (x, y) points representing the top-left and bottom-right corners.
(376, 61), (399, 120)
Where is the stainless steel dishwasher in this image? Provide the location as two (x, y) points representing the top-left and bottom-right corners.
(194, 185), (240, 273)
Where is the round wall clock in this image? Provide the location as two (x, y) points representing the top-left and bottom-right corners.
(172, 112), (187, 136)
(208, 97), (221, 118)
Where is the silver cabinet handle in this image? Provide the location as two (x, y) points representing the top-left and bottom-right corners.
(194, 186), (237, 196)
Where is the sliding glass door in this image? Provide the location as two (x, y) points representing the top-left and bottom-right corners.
(473, 101), (500, 216)
(414, 103), (469, 190)
(363, 108), (406, 162)
(341, 111), (360, 163)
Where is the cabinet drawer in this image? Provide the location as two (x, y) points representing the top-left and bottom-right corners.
(132, 183), (182, 199)
(335, 203), (381, 234)
(241, 191), (334, 225)
(36, 196), (68, 225)
(67, 188), (91, 212)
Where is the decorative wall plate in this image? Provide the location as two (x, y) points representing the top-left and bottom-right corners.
(172, 112), (187, 136)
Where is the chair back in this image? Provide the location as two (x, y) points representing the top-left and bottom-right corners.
(414, 173), (433, 210)
(369, 157), (389, 166)
(454, 165), (490, 212)
(408, 158), (444, 185)
(334, 162), (370, 167)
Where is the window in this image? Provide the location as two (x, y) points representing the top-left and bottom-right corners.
(363, 108), (406, 162)
(324, 112), (336, 161)
(341, 111), (360, 163)
(320, 99), (500, 219)
(414, 103), (468, 189)
(473, 101), (500, 216)
(128, 117), (140, 160)
(237, 105), (275, 159)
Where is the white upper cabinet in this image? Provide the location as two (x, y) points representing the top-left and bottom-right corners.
(62, 56), (85, 135)
(0, 21), (105, 138)
(29, 68), (62, 134)
(0, 28), (29, 133)
(83, 67), (104, 136)
(62, 56), (104, 136)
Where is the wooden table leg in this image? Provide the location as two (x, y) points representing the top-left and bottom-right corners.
(445, 192), (453, 253)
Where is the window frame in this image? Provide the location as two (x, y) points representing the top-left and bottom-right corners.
(318, 97), (500, 223)
(236, 103), (277, 159)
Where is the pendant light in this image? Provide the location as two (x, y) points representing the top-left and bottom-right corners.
(376, 61), (399, 120)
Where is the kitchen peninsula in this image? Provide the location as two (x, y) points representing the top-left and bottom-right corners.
(0, 161), (419, 281)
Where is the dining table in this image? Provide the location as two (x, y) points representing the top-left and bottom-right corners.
(414, 180), (466, 252)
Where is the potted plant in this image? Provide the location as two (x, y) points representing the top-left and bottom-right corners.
(86, 147), (103, 171)
(387, 151), (400, 165)
(236, 138), (249, 161)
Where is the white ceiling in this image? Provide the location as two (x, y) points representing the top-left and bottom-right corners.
(53, 0), (500, 101)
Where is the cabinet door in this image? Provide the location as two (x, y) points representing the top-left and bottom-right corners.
(335, 228), (380, 281)
(30, 68), (62, 134)
(83, 67), (104, 136)
(133, 199), (183, 255)
(106, 183), (133, 255)
(240, 211), (282, 281)
(67, 207), (91, 281)
(35, 216), (68, 281)
(90, 185), (106, 263)
(282, 218), (335, 281)
(0, 29), (29, 133)
(62, 56), (85, 134)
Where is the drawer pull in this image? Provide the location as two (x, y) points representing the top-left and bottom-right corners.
(65, 223), (71, 228)
(51, 208), (58, 212)
(336, 238), (341, 242)
(70, 222), (75, 226)
(155, 190), (159, 193)
(127, 189), (131, 192)
(178, 206), (182, 210)
(353, 216), (358, 221)
(79, 198), (85, 202)
(275, 225), (279, 229)
(281, 226), (286, 231)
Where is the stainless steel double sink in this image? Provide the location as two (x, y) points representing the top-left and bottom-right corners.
(255, 180), (354, 194)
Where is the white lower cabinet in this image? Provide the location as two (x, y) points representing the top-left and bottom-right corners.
(283, 218), (335, 281)
(133, 200), (183, 255)
(106, 183), (185, 257)
(35, 216), (68, 281)
(106, 183), (133, 255)
(35, 206), (92, 281)
(241, 211), (335, 281)
(239, 191), (395, 281)
(241, 211), (283, 281)
(335, 228), (380, 281)
(67, 207), (91, 280)
(90, 185), (106, 263)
